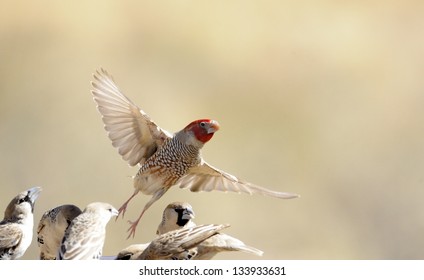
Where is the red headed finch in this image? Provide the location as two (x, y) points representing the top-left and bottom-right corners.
(91, 69), (299, 238)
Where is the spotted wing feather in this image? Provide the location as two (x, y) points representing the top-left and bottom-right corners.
(91, 68), (172, 166)
(175, 160), (299, 199)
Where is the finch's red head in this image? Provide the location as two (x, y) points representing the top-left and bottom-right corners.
(184, 119), (220, 143)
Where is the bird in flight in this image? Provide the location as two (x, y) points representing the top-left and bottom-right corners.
(91, 68), (299, 238)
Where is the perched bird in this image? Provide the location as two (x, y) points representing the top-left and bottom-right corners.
(0, 186), (42, 260)
(134, 224), (230, 260)
(157, 201), (263, 259)
(115, 243), (148, 260)
(37, 204), (82, 260)
(115, 202), (195, 260)
(91, 68), (299, 238)
(58, 202), (118, 260)
(189, 230), (264, 260)
(156, 201), (195, 235)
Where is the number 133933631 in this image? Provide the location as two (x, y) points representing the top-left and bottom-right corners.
(232, 266), (286, 276)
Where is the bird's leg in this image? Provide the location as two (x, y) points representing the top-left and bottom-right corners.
(126, 188), (168, 239)
(116, 189), (139, 221)
(125, 209), (146, 239)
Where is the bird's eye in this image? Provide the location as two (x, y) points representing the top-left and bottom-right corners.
(18, 197), (29, 204)
(200, 122), (206, 127)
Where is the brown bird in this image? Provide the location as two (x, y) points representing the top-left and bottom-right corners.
(91, 68), (299, 238)
(115, 243), (148, 260)
(58, 202), (118, 260)
(137, 224), (230, 260)
(157, 201), (263, 259)
(0, 186), (42, 260)
(116, 203), (195, 260)
(37, 204), (82, 260)
(156, 202), (195, 235)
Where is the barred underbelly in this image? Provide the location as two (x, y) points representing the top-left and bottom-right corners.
(134, 164), (190, 195)
(133, 137), (201, 195)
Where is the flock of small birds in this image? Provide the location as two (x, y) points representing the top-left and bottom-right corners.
(0, 69), (299, 260)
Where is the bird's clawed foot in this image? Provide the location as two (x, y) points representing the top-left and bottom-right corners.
(115, 191), (139, 222)
(126, 219), (140, 239)
(126, 209), (146, 239)
(116, 203), (128, 221)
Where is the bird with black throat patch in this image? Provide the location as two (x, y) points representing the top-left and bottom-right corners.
(156, 201), (264, 259)
(0, 186), (42, 260)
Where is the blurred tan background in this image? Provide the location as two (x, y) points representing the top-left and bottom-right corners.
(1, 0), (424, 260)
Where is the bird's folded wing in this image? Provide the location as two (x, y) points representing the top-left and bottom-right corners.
(176, 160), (300, 199)
(60, 230), (105, 260)
(91, 68), (172, 166)
(0, 224), (22, 250)
(140, 224), (229, 260)
(200, 233), (264, 256)
(36, 220), (45, 236)
(166, 224), (230, 251)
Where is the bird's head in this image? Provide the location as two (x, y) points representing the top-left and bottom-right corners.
(157, 202), (196, 235)
(178, 119), (220, 148)
(4, 186), (42, 220)
(57, 204), (82, 227)
(169, 202), (195, 227)
(83, 202), (119, 225)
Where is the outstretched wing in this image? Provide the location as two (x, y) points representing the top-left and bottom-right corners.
(91, 68), (172, 166)
(175, 160), (300, 199)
